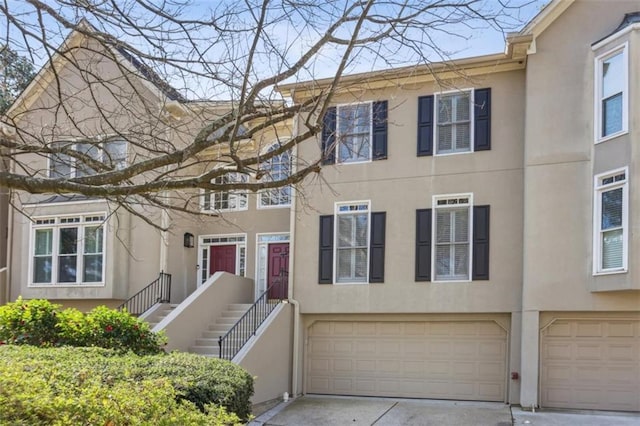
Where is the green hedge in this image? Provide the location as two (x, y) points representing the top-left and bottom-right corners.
(0, 346), (254, 424)
(0, 298), (165, 355)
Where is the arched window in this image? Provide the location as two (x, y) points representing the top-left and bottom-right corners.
(259, 143), (292, 208)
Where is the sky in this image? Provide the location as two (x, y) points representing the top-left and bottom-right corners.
(2, 0), (551, 99)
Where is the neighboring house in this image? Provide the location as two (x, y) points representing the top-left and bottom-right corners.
(279, 0), (640, 413)
(2, 0), (639, 413)
(3, 23), (293, 310)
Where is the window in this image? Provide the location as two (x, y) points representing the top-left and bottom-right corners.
(50, 140), (128, 178)
(594, 168), (627, 274)
(436, 91), (472, 154)
(595, 44), (627, 141)
(418, 88), (490, 156)
(318, 203), (386, 284)
(201, 172), (248, 212)
(433, 195), (472, 281)
(259, 143), (292, 208)
(337, 103), (372, 163)
(322, 101), (388, 164)
(335, 202), (370, 283)
(30, 214), (106, 285)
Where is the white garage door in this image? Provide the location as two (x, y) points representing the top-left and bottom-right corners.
(307, 320), (507, 401)
(541, 319), (640, 411)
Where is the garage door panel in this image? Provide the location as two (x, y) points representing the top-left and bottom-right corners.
(541, 319), (640, 411)
(307, 320), (506, 401)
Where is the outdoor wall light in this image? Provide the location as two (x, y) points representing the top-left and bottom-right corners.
(183, 232), (195, 248)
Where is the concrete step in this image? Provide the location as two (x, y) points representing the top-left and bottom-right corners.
(228, 303), (253, 311)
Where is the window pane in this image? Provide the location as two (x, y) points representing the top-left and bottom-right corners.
(83, 254), (103, 282)
(435, 206), (470, 280)
(602, 52), (623, 99)
(455, 93), (470, 120)
(602, 228), (623, 269)
(454, 244), (469, 276)
(437, 93), (471, 153)
(259, 146), (292, 206)
(354, 248), (368, 279)
(34, 229), (53, 255)
(602, 93), (622, 137)
(436, 211), (451, 243)
(454, 123), (471, 150)
(75, 143), (99, 177)
(437, 125), (453, 152)
(84, 226), (103, 254)
(435, 245), (451, 279)
(59, 228), (78, 254)
(104, 140), (128, 170)
(50, 142), (73, 178)
(601, 188), (622, 229)
(438, 96), (453, 123)
(33, 257), (52, 283)
(339, 134), (370, 163)
(338, 216), (354, 248)
(453, 210), (469, 243)
(337, 249), (353, 282)
(338, 103), (371, 163)
(58, 255), (77, 282)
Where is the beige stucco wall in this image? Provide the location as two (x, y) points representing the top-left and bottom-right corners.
(520, 0), (640, 408)
(8, 199), (162, 302)
(237, 303), (293, 405)
(291, 69), (525, 315)
(522, 0), (640, 312)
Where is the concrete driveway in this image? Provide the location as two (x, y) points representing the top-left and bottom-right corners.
(251, 396), (512, 426)
(251, 395), (640, 426)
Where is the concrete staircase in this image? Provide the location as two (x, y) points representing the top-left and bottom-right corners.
(189, 303), (254, 358)
(146, 303), (178, 329)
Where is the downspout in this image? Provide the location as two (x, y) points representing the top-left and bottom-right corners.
(4, 136), (15, 304)
(288, 114), (301, 398)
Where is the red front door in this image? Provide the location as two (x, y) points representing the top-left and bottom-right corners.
(209, 245), (236, 276)
(267, 243), (289, 299)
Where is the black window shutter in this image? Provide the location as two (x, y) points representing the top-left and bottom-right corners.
(321, 107), (337, 164)
(318, 215), (334, 284)
(474, 88), (491, 151)
(369, 212), (386, 283)
(417, 95), (434, 156)
(372, 101), (388, 160)
(472, 205), (490, 280)
(415, 209), (432, 281)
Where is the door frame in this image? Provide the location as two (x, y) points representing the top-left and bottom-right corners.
(197, 233), (247, 286)
(255, 232), (290, 300)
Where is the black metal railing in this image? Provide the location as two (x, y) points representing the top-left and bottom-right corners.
(218, 273), (287, 360)
(118, 272), (172, 316)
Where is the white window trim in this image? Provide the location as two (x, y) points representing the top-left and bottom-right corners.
(257, 140), (293, 209)
(197, 233), (247, 286)
(594, 42), (628, 144)
(333, 200), (371, 285)
(431, 193), (473, 283)
(48, 140), (129, 178)
(336, 101), (373, 165)
(593, 167), (628, 275)
(434, 88), (475, 157)
(28, 212), (107, 287)
(254, 232), (290, 299)
(200, 171), (249, 213)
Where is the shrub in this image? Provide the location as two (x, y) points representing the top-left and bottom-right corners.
(0, 345), (253, 423)
(138, 352), (255, 419)
(0, 298), (60, 346)
(0, 298), (165, 355)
